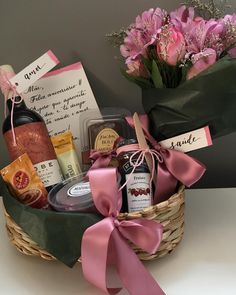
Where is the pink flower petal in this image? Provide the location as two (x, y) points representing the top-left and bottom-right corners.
(157, 26), (186, 66)
(228, 47), (236, 58)
(187, 49), (217, 79)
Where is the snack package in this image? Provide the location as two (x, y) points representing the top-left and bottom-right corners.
(1, 153), (48, 208)
(51, 131), (81, 179)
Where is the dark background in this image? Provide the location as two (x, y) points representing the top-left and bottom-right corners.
(0, 0), (235, 189)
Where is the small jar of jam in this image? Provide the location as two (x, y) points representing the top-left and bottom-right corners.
(117, 139), (153, 213)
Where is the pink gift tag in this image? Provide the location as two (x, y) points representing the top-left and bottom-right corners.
(159, 126), (213, 153)
(10, 50), (59, 93)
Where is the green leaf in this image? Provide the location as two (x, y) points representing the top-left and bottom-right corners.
(151, 60), (164, 88)
(180, 64), (189, 84)
(141, 57), (152, 73)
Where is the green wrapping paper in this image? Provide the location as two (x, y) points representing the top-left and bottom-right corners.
(142, 57), (236, 141)
(2, 185), (103, 267)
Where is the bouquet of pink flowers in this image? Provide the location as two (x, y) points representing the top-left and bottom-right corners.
(120, 5), (236, 85)
(109, 2), (236, 140)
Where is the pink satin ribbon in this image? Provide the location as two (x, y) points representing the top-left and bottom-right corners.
(0, 69), (21, 146)
(89, 137), (124, 169)
(89, 149), (115, 170)
(81, 168), (165, 295)
(126, 115), (206, 203)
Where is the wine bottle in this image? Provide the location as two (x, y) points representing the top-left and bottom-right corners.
(0, 65), (63, 191)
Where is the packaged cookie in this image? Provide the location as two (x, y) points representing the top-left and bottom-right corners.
(80, 108), (135, 167)
(1, 153), (48, 208)
(51, 131), (81, 179)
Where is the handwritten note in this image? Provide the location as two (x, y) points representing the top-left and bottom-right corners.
(22, 62), (100, 158)
(159, 126), (213, 153)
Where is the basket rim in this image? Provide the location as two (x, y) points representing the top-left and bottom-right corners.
(3, 185), (185, 262)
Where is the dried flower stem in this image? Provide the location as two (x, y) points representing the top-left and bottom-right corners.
(184, 0), (231, 19)
(106, 29), (128, 47)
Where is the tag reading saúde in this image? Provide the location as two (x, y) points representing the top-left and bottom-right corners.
(10, 50), (59, 94)
(159, 126), (213, 153)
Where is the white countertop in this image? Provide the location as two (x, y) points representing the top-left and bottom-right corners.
(1, 188), (236, 295)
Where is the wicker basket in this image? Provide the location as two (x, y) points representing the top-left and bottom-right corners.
(4, 185), (185, 262)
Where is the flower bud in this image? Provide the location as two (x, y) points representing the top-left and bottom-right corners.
(126, 60), (148, 78)
(187, 49), (217, 80)
(157, 26), (186, 66)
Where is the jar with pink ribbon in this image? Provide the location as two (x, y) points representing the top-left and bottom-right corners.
(117, 139), (154, 213)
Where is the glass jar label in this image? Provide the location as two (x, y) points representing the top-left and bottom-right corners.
(94, 128), (119, 152)
(67, 182), (91, 197)
(125, 172), (152, 212)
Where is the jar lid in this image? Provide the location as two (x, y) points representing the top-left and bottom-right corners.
(48, 175), (95, 212)
(117, 138), (138, 148)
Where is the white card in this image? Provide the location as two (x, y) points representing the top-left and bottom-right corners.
(10, 50), (59, 93)
(22, 62), (100, 158)
(159, 126), (213, 153)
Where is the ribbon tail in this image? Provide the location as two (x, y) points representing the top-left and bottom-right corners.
(81, 217), (121, 295)
(112, 229), (166, 295)
(82, 217), (165, 295)
(154, 163), (178, 203)
(118, 219), (163, 254)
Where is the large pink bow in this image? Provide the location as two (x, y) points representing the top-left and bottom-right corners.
(126, 115), (206, 203)
(81, 168), (165, 295)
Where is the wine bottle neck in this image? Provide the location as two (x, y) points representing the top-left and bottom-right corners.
(7, 96), (27, 112)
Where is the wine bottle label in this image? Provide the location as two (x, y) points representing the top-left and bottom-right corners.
(4, 122), (63, 187)
(34, 160), (63, 187)
(125, 172), (152, 212)
(4, 122), (57, 162)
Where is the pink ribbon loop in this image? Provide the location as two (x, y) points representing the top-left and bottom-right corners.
(155, 145), (205, 187)
(81, 168), (165, 295)
(117, 218), (163, 254)
(89, 137), (124, 170)
(89, 150), (115, 170)
(126, 115), (206, 203)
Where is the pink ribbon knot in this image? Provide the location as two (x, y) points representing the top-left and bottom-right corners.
(89, 149), (116, 170)
(81, 168), (165, 295)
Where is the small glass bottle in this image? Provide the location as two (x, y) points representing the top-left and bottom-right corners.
(117, 139), (153, 213)
(1, 65), (63, 191)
